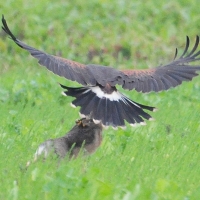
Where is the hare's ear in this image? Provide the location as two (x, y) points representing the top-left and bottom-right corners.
(85, 112), (93, 120)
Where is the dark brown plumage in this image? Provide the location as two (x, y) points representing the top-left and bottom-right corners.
(2, 15), (200, 128)
(34, 118), (103, 160)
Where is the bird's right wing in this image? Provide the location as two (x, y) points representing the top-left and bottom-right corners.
(2, 15), (96, 86)
(120, 36), (200, 93)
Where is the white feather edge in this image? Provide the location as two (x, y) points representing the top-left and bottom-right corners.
(70, 103), (76, 108)
(79, 113), (127, 129)
(61, 91), (67, 96)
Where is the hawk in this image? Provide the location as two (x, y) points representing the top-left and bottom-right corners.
(2, 15), (200, 128)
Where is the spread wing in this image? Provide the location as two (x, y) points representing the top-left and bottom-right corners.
(121, 36), (200, 92)
(3, 15), (200, 93)
(2, 15), (97, 86)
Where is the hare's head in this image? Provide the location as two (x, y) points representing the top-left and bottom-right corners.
(76, 118), (102, 130)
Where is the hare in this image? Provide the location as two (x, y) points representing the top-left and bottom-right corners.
(34, 118), (103, 161)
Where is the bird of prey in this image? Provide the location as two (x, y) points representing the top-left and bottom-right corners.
(2, 15), (200, 128)
(34, 118), (103, 160)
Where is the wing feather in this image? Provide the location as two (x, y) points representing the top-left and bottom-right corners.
(121, 36), (200, 92)
(2, 15), (96, 86)
(2, 16), (200, 93)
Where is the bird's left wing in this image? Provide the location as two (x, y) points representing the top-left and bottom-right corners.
(2, 15), (96, 86)
(120, 36), (200, 93)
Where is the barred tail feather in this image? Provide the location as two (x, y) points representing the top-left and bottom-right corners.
(60, 84), (156, 128)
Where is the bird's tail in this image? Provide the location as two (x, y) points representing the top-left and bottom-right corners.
(60, 84), (156, 128)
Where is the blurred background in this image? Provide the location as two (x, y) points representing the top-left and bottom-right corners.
(0, 0), (200, 199)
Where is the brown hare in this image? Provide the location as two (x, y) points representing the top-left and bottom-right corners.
(34, 118), (103, 161)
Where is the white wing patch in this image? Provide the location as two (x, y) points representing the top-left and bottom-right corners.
(90, 86), (122, 101)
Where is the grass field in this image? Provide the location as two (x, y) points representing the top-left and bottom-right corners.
(1, 0), (200, 199)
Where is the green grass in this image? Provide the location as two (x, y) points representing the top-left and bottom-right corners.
(1, 0), (200, 199)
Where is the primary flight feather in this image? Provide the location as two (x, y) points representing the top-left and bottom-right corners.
(2, 15), (200, 128)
